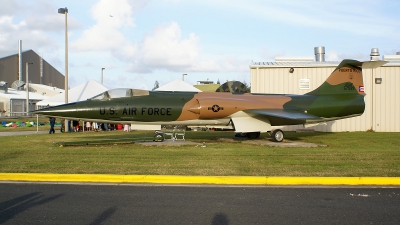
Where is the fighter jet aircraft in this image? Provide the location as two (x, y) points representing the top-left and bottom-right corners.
(33, 59), (385, 142)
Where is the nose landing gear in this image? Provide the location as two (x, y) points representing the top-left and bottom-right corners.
(153, 131), (165, 142)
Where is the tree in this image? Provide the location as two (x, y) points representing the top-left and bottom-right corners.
(152, 80), (159, 91)
(243, 80), (251, 93)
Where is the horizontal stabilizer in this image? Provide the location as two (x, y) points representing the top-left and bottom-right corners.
(361, 60), (387, 69)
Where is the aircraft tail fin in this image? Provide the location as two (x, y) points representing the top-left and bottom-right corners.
(307, 59), (385, 96)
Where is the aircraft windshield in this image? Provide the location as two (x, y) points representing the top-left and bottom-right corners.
(90, 88), (149, 100)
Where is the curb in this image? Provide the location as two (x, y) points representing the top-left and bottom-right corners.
(1, 173), (400, 185)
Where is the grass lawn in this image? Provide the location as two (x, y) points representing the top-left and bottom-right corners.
(0, 129), (399, 177)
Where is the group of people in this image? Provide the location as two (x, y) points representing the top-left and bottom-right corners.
(48, 117), (129, 133)
(85, 121), (111, 132)
(66, 120), (112, 132)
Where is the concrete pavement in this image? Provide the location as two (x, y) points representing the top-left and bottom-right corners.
(0, 131), (49, 136)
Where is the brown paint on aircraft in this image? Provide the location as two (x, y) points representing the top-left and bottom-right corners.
(176, 92), (292, 121)
(326, 66), (364, 94)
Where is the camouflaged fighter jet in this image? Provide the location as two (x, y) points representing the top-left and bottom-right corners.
(33, 59), (385, 142)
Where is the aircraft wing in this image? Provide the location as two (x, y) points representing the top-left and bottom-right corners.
(243, 109), (321, 125)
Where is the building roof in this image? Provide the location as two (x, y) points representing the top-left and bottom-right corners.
(155, 79), (202, 92)
(250, 56), (400, 68)
(37, 80), (108, 106)
(250, 61), (339, 68)
(29, 83), (64, 97)
(194, 84), (220, 92)
(0, 87), (50, 101)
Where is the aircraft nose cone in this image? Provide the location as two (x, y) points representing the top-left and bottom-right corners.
(32, 102), (78, 117)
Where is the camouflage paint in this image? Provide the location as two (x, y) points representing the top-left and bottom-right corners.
(34, 60), (378, 133)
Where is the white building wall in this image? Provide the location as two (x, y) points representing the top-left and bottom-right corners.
(0, 97), (9, 116)
(371, 66), (400, 132)
(250, 63), (400, 132)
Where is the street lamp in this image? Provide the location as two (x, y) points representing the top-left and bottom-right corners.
(101, 68), (105, 84)
(58, 7), (68, 103)
(26, 62), (33, 115)
(58, 7), (68, 131)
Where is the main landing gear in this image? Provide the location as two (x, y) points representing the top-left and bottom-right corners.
(243, 129), (285, 142)
(269, 129), (284, 142)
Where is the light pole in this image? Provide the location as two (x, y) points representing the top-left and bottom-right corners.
(58, 7), (68, 131)
(26, 62), (33, 115)
(101, 68), (105, 84)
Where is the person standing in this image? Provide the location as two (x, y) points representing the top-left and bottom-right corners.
(86, 121), (91, 131)
(93, 122), (98, 132)
(49, 117), (55, 134)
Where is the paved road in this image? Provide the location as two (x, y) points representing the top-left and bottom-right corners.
(0, 183), (398, 224)
(0, 131), (49, 136)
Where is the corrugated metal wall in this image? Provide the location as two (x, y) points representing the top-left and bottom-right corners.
(0, 50), (64, 89)
(0, 55), (18, 84)
(371, 66), (400, 132)
(251, 66), (335, 94)
(250, 64), (400, 132)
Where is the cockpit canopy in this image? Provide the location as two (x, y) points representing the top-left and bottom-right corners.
(90, 88), (150, 100)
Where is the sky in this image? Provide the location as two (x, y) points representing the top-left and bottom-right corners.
(1, 0), (399, 90)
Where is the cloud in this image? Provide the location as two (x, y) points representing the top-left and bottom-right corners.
(125, 22), (250, 74)
(214, 0), (400, 39)
(71, 0), (139, 52)
(0, 0), (19, 16)
(0, 15), (58, 52)
(189, 55), (249, 73)
(70, 0), (250, 74)
(69, 0), (259, 76)
(0, 0), (81, 53)
(125, 22), (200, 72)
(326, 51), (368, 62)
(259, 47), (286, 62)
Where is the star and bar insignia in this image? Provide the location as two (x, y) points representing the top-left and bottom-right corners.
(208, 104), (224, 112)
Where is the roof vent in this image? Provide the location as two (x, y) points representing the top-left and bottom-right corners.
(370, 48), (380, 61)
(11, 80), (25, 91)
(314, 46), (325, 62)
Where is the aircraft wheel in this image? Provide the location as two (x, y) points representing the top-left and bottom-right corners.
(154, 133), (164, 142)
(272, 129), (284, 142)
(246, 132), (260, 139)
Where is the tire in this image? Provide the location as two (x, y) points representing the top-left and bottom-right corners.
(154, 133), (164, 142)
(246, 132), (261, 139)
(272, 129), (284, 142)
